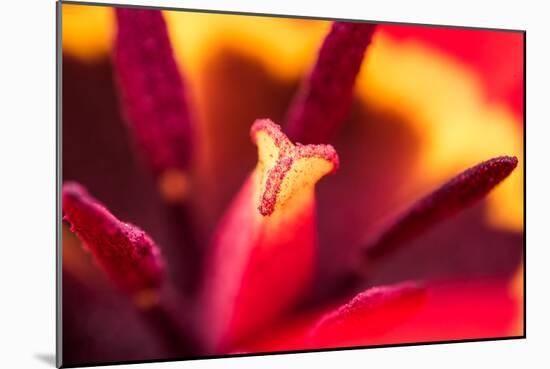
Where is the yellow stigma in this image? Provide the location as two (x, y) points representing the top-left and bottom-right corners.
(251, 119), (339, 216)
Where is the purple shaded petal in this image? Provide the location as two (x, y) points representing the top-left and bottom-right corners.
(62, 270), (169, 366)
(364, 202), (524, 287)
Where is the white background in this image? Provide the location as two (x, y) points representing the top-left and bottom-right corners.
(0, 0), (548, 368)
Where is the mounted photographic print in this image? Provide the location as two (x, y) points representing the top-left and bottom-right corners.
(58, 1), (525, 367)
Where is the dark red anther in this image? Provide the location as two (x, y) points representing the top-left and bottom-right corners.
(362, 156), (518, 262)
(62, 181), (165, 295)
(285, 21), (377, 144)
(113, 8), (193, 177)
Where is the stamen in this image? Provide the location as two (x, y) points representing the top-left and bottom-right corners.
(62, 181), (165, 295)
(285, 22), (377, 143)
(362, 156), (519, 262)
(114, 8), (193, 201)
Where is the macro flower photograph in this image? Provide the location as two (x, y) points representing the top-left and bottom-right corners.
(60, 3), (524, 367)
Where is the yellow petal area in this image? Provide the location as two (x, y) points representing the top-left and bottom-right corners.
(61, 5), (523, 231)
(61, 4), (114, 62)
(164, 12), (330, 82)
(61, 5), (328, 80)
(358, 34), (523, 231)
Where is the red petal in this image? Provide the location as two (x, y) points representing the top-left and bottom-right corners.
(307, 282), (426, 348)
(200, 119), (338, 352)
(367, 279), (521, 344)
(62, 270), (169, 365)
(285, 21), (377, 143)
(235, 282), (426, 353)
(237, 278), (520, 353)
(114, 8), (193, 202)
(362, 156), (518, 262)
(62, 181), (165, 296)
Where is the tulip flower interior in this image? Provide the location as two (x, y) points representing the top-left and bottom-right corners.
(59, 2), (525, 367)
